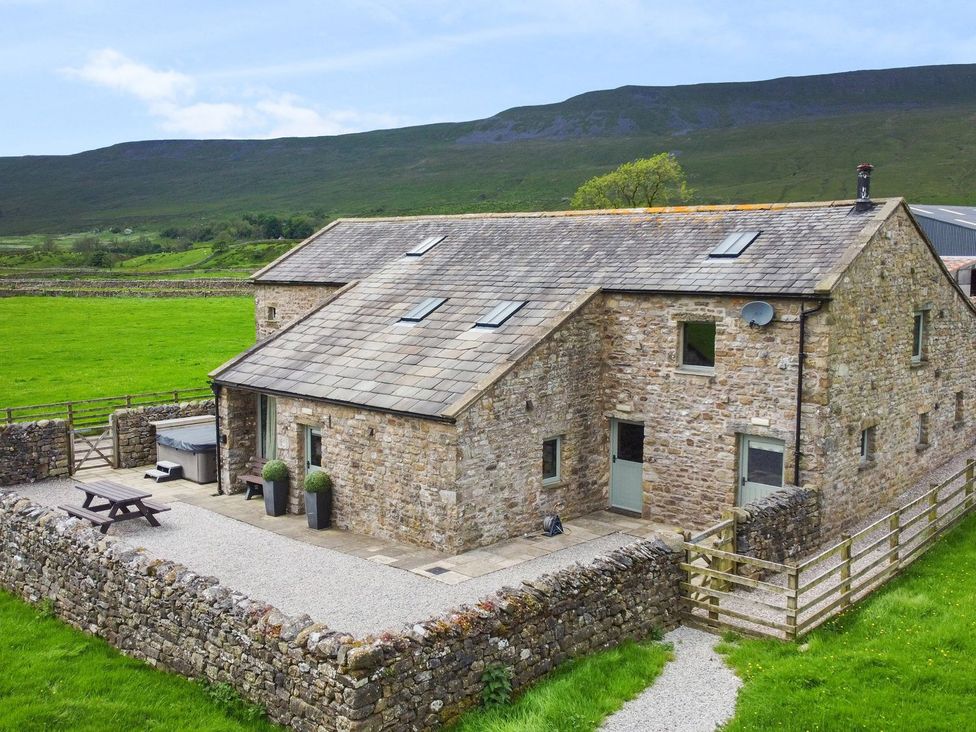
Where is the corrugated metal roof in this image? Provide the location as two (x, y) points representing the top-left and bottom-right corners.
(910, 205), (976, 257)
(218, 202), (888, 418)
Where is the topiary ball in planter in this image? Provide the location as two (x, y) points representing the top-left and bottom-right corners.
(304, 471), (333, 530)
(261, 459), (289, 517)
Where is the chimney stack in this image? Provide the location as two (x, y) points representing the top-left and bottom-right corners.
(855, 163), (874, 211)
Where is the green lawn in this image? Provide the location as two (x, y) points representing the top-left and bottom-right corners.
(718, 512), (976, 731)
(0, 297), (254, 406)
(452, 640), (672, 732)
(0, 591), (279, 731)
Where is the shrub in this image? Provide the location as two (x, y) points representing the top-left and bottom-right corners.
(262, 459), (289, 482)
(480, 664), (512, 707)
(304, 471), (333, 493)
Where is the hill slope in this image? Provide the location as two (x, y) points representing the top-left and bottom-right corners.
(2, 64), (975, 233)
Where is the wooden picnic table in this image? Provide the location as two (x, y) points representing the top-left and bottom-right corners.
(60, 480), (170, 534)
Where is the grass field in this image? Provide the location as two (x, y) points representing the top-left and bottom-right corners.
(718, 512), (976, 731)
(0, 297), (254, 406)
(0, 591), (279, 731)
(451, 640), (672, 732)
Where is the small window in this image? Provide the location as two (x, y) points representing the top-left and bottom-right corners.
(955, 391), (965, 425)
(406, 235), (445, 257)
(681, 321), (716, 370)
(267, 306), (277, 321)
(399, 297), (447, 323)
(709, 231), (760, 258)
(542, 437), (561, 485)
(474, 301), (527, 329)
(860, 426), (876, 463)
(912, 311), (926, 363)
(917, 412), (930, 447)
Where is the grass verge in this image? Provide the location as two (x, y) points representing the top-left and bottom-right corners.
(0, 590), (278, 731)
(718, 512), (976, 731)
(0, 297), (254, 406)
(451, 639), (672, 732)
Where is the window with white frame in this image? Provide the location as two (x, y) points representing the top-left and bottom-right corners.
(680, 321), (716, 371)
(542, 437), (561, 485)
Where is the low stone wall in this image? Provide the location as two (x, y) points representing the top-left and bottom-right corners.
(0, 278), (252, 298)
(112, 400), (216, 468)
(735, 487), (822, 566)
(0, 490), (682, 731)
(0, 420), (70, 486)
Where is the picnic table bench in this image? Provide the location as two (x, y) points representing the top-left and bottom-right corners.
(59, 480), (171, 534)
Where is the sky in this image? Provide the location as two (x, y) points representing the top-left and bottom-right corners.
(2, 0), (975, 157)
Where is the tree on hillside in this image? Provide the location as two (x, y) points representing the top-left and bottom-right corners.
(570, 153), (693, 209)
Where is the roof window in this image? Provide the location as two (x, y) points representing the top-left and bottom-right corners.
(709, 231), (760, 258)
(400, 297), (447, 323)
(406, 235), (445, 257)
(474, 301), (527, 329)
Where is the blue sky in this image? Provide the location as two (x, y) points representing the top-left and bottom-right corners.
(2, 0), (975, 157)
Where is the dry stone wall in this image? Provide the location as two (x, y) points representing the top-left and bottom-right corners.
(0, 420), (70, 486)
(0, 278), (251, 298)
(254, 283), (339, 339)
(734, 487), (821, 566)
(0, 490), (682, 731)
(112, 400), (216, 468)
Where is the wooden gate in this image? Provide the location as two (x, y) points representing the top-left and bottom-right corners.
(71, 425), (114, 472)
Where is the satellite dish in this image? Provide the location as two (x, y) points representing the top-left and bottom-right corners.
(741, 301), (775, 327)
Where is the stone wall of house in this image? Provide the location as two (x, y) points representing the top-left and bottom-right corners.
(112, 400), (216, 468)
(217, 387), (258, 495)
(734, 486), (822, 566)
(269, 396), (460, 550)
(601, 293), (830, 530)
(0, 420), (70, 486)
(254, 283), (339, 339)
(0, 490), (682, 731)
(819, 204), (976, 535)
(455, 295), (608, 549)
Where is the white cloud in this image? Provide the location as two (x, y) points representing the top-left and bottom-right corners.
(61, 49), (401, 140)
(63, 49), (193, 103)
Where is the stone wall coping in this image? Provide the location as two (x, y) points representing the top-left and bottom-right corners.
(151, 414), (215, 429)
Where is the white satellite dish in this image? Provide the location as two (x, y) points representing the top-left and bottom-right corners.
(741, 301), (775, 327)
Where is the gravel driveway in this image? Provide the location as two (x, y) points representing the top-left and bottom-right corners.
(12, 479), (641, 636)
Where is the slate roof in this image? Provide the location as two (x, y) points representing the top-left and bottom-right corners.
(218, 201), (890, 419)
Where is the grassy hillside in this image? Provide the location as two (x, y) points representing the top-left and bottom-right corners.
(1, 65), (975, 234)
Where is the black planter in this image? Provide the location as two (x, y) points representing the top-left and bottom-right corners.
(305, 488), (332, 530)
(263, 479), (288, 516)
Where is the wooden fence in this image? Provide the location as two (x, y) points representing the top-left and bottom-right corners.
(3, 387), (213, 432)
(682, 458), (976, 639)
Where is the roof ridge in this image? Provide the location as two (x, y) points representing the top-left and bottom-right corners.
(328, 199), (880, 224)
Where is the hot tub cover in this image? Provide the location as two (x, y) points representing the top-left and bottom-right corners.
(156, 424), (217, 452)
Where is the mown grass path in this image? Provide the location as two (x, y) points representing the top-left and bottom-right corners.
(718, 512), (976, 731)
(0, 591), (279, 731)
(0, 297), (254, 406)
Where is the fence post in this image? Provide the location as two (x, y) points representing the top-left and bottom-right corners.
(125, 394), (132, 408)
(839, 534), (852, 608)
(5, 407), (11, 424)
(888, 509), (901, 570)
(927, 483), (939, 541)
(966, 459), (975, 511)
(66, 402), (74, 428)
(786, 565), (799, 641)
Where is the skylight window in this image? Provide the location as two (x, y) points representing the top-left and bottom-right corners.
(400, 297), (447, 323)
(406, 235), (445, 257)
(474, 301), (527, 329)
(709, 230), (761, 258)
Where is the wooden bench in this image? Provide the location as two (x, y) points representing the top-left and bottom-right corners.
(141, 498), (172, 515)
(59, 504), (114, 534)
(240, 457), (266, 500)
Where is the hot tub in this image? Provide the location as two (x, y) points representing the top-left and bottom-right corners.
(154, 417), (217, 484)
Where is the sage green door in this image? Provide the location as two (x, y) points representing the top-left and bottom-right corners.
(304, 427), (322, 474)
(610, 420), (644, 513)
(738, 435), (785, 505)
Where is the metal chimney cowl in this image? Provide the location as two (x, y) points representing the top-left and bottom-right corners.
(856, 163), (874, 211)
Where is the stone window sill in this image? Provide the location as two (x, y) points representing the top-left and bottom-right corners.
(542, 479), (566, 490)
(674, 366), (715, 378)
(954, 421), (966, 430)
(916, 441), (930, 453)
(910, 359), (928, 370)
(858, 458), (876, 472)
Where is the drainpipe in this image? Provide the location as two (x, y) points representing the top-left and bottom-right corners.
(211, 381), (224, 495)
(794, 301), (825, 487)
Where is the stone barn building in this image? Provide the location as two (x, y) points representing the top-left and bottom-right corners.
(211, 196), (976, 552)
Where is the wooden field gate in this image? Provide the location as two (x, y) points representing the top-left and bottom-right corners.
(681, 459), (976, 640)
(3, 387), (212, 473)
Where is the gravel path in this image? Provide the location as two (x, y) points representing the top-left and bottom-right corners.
(602, 626), (740, 732)
(10, 479), (640, 637)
